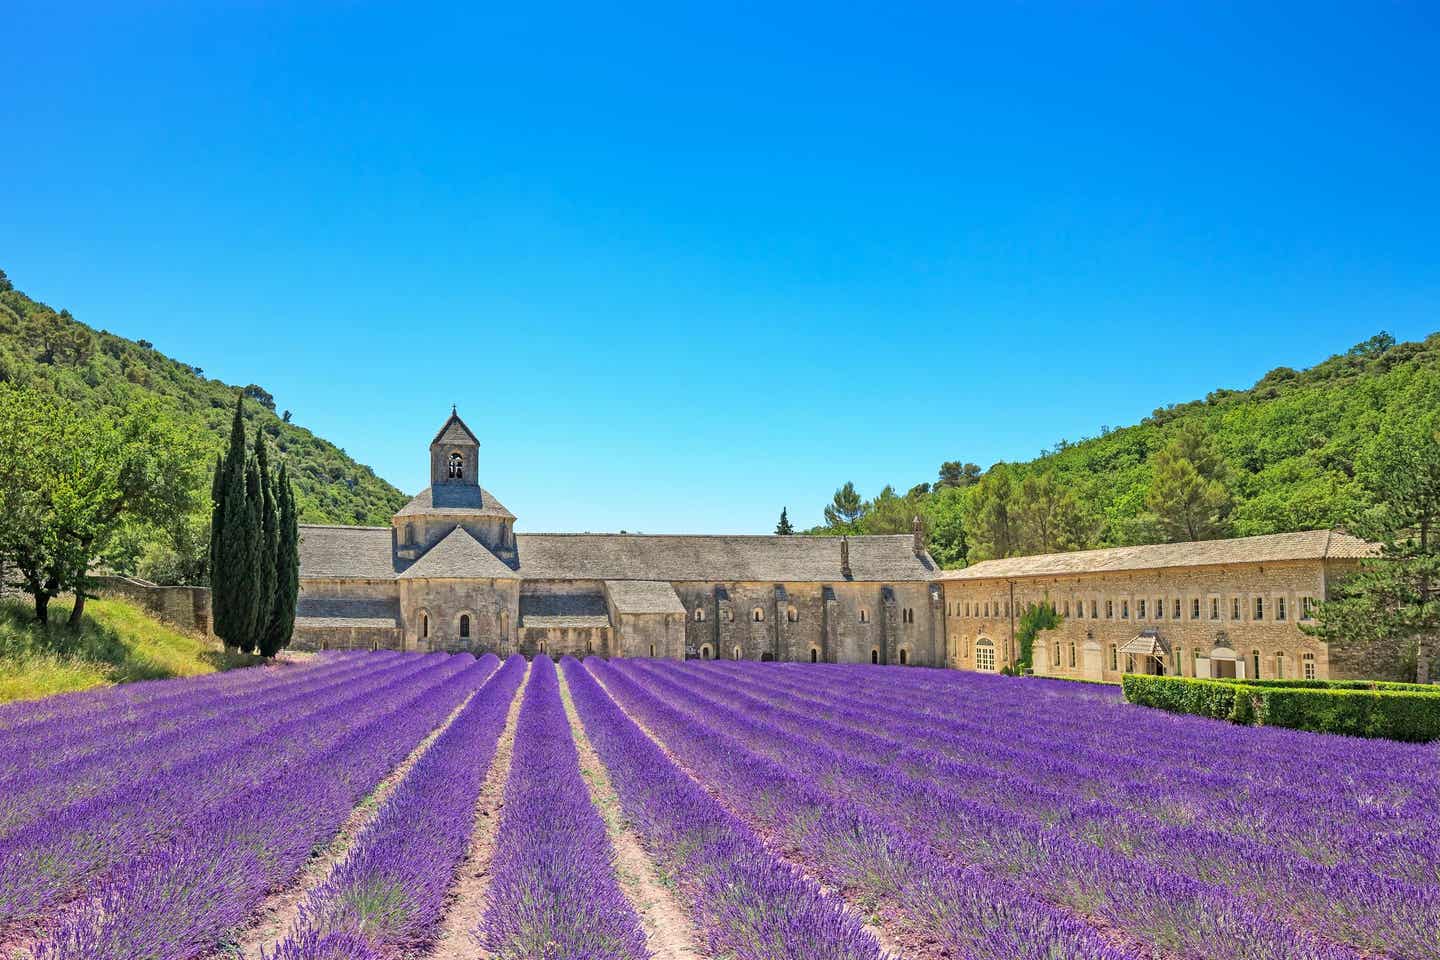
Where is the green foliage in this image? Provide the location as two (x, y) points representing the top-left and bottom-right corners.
(1122, 674), (1440, 742)
(0, 596), (255, 705)
(822, 482), (864, 532)
(1014, 601), (1062, 672)
(264, 462), (300, 658)
(1145, 420), (1233, 541)
(775, 507), (795, 535)
(0, 270), (406, 534)
(810, 330), (1440, 568)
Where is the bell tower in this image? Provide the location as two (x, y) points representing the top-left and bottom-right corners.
(430, 406), (480, 488)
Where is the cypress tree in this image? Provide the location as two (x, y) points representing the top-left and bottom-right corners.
(253, 431), (279, 652)
(212, 395), (259, 650)
(239, 453), (265, 653)
(263, 462), (300, 657)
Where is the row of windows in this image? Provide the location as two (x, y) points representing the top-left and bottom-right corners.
(1092, 644), (1318, 679)
(947, 594), (1318, 623)
(695, 605), (914, 625)
(696, 644), (911, 664)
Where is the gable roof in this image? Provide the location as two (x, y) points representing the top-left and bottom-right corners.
(513, 533), (934, 582)
(398, 525), (519, 580)
(605, 580), (687, 615)
(298, 525), (400, 580)
(939, 529), (1377, 582)
(394, 485), (515, 520)
(430, 409), (479, 448)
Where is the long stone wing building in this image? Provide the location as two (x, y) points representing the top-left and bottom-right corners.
(937, 530), (1379, 682)
(295, 410), (942, 663)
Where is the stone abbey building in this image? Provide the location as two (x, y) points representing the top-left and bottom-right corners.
(295, 410), (943, 663)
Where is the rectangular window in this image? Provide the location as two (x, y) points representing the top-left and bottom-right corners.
(1303, 654), (1316, 680)
(1254, 597), (1264, 620)
(1138, 599), (1146, 619)
(983, 602), (989, 617)
(1068, 642), (1076, 668)
(1106, 600), (1114, 619)
(1091, 601), (1099, 619)
(1122, 600), (1130, 619)
(1063, 600), (1071, 617)
(1054, 641), (1061, 667)
(1192, 598), (1201, 619)
(1210, 598), (1219, 620)
(1275, 652), (1284, 679)
(1174, 646), (1184, 676)
(1173, 599), (1181, 619)
(1277, 597), (1287, 621)
(1232, 598), (1241, 620)
(1301, 596), (1316, 619)
(1253, 650), (1261, 677)
(1156, 598), (1164, 620)
(1110, 644), (1118, 670)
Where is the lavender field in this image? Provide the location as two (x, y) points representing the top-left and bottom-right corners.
(1, 652), (1434, 960)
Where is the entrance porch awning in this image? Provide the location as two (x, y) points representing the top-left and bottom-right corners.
(1120, 629), (1170, 659)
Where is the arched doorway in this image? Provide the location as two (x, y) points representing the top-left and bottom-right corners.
(870, 649), (879, 664)
(899, 648), (909, 665)
(975, 638), (996, 672)
(810, 648), (818, 663)
(700, 643), (713, 660)
(760, 652), (775, 662)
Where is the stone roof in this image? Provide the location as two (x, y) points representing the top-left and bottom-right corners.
(514, 534), (935, 583)
(940, 529), (1377, 582)
(298, 527), (935, 583)
(397, 525), (519, 581)
(298, 525), (400, 580)
(295, 596), (401, 629)
(605, 580), (686, 615)
(431, 410), (479, 447)
(393, 485), (515, 520)
(520, 593), (610, 628)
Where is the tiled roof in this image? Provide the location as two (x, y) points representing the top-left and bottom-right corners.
(431, 411), (479, 447)
(298, 527), (935, 584)
(398, 526), (518, 580)
(295, 595), (401, 629)
(605, 580), (686, 615)
(514, 534), (935, 583)
(394, 485), (515, 520)
(940, 529), (1377, 582)
(298, 525), (400, 580)
(520, 593), (610, 628)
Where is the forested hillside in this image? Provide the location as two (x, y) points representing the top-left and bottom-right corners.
(810, 331), (1440, 568)
(0, 268), (406, 579)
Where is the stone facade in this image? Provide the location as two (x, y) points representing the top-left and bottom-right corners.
(293, 410), (941, 662)
(92, 575), (212, 636)
(938, 530), (1376, 682)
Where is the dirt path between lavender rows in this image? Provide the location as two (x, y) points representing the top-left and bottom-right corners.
(218, 676), (492, 960)
(556, 667), (704, 960)
(423, 661), (530, 960)
(583, 663), (912, 960)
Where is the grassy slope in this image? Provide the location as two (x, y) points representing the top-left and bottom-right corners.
(0, 597), (257, 705)
(0, 276), (407, 525)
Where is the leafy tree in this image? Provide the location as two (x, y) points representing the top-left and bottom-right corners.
(0, 268), (11, 292)
(775, 507), (795, 535)
(1308, 414), (1440, 682)
(964, 467), (1019, 561)
(922, 485), (970, 567)
(1015, 471), (1092, 554)
(1015, 600), (1062, 672)
(1146, 421), (1233, 542)
(823, 482), (865, 532)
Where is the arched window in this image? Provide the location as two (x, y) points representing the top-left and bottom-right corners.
(787, 606), (798, 623)
(752, 607), (765, 622)
(538, 639), (547, 653)
(1109, 643), (1118, 671)
(700, 644), (713, 660)
(731, 646), (741, 660)
(447, 451), (464, 479)
(1068, 642), (1076, 668)
(421, 613), (429, 639)
(459, 614), (470, 639)
(870, 649), (879, 664)
(810, 648), (818, 663)
(899, 648), (909, 665)
(586, 639), (593, 654)
(649, 643), (655, 658)
(694, 606), (706, 622)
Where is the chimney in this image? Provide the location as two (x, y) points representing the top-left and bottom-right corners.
(912, 515), (925, 557)
(840, 536), (852, 579)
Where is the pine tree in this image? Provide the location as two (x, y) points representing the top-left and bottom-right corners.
(823, 482), (864, 531)
(1146, 421), (1232, 542)
(775, 507), (795, 535)
(262, 462), (300, 658)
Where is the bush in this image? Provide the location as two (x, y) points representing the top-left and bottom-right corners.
(1121, 674), (1440, 742)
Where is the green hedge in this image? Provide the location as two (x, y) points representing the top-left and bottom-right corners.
(1120, 674), (1440, 742)
(1234, 678), (1434, 692)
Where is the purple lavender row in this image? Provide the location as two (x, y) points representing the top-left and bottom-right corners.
(591, 659), (1134, 960)
(478, 655), (648, 960)
(0, 652), (469, 930)
(30, 653), (499, 960)
(266, 653), (527, 959)
(561, 657), (887, 960)
(0, 651), (390, 780)
(0, 654), (416, 838)
(655, 661), (1434, 957)
(705, 661), (1439, 887)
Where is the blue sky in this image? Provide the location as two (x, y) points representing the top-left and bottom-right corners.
(4, 3), (1437, 533)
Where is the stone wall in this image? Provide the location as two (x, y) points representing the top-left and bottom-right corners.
(940, 559), (1357, 681)
(92, 575), (211, 636)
